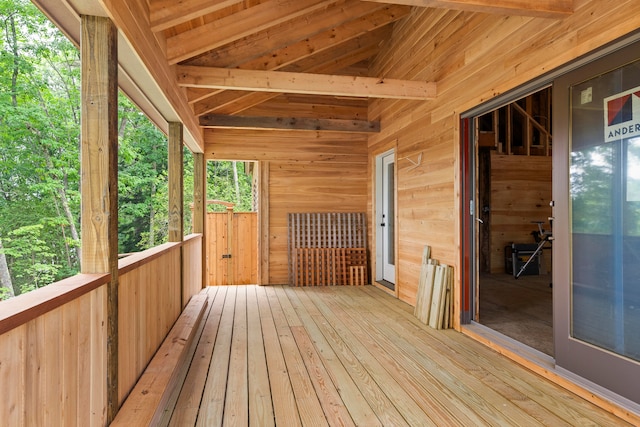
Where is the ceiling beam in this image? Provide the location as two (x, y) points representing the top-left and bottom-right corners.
(200, 115), (380, 133)
(165, 0), (335, 64)
(363, 0), (573, 18)
(191, 28), (386, 115)
(149, 0), (245, 33)
(194, 36), (382, 116)
(177, 66), (436, 100)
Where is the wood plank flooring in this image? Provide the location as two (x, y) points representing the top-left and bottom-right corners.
(162, 285), (631, 426)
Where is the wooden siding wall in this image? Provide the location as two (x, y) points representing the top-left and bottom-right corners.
(490, 153), (552, 274)
(368, 1), (640, 323)
(206, 130), (368, 284)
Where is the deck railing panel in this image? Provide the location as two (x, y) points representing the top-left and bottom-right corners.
(0, 234), (204, 426)
(118, 243), (182, 405)
(183, 233), (203, 304)
(0, 282), (108, 426)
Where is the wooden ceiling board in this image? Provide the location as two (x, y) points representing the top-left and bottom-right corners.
(237, 11), (401, 71)
(201, 92), (283, 116)
(149, 0), (245, 32)
(363, 0), (573, 18)
(239, 95), (368, 120)
(165, 0), (337, 64)
(183, 0), (389, 68)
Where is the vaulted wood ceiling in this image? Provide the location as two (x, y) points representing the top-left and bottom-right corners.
(161, 0), (417, 132)
(33, 0), (573, 150)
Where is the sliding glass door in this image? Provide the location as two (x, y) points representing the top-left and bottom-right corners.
(554, 42), (640, 403)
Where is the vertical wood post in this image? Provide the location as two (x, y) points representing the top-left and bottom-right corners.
(168, 122), (184, 307)
(168, 122), (184, 243)
(193, 152), (207, 288)
(80, 15), (118, 424)
(226, 206), (234, 285)
(259, 161), (270, 285)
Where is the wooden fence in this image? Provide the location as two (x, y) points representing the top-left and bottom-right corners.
(0, 234), (203, 426)
(206, 211), (258, 285)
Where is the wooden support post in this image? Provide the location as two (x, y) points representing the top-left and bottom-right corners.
(80, 15), (118, 424)
(192, 152), (207, 288)
(168, 122), (184, 308)
(259, 161), (269, 285)
(168, 122), (184, 243)
(226, 206), (234, 285)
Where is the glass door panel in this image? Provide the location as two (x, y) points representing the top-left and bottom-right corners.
(570, 60), (640, 362)
(554, 42), (640, 404)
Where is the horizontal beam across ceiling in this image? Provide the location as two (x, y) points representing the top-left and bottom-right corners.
(363, 0), (573, 18)
(200, 115), (380, 133)
(177, 66), (437, 100)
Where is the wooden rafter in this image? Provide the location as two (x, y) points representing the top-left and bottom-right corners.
(177, 66), (437, 100)
(200, 115), (380, 133)
(165, 0), (336, 64)
(363, 0), (573, 18)
(149, 0), (245, 32)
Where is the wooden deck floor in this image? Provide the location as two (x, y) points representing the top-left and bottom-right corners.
(160, 285), (630, 426)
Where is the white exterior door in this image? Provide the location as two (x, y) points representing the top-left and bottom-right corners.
(376, 150), (396, 284)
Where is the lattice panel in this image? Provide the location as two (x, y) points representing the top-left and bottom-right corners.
(288, 213), (367, 286)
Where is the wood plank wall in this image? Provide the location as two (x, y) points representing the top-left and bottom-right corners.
(490, 153), (552, 274)
(206, 130), (368, 284)
(368, 0), (640, 323)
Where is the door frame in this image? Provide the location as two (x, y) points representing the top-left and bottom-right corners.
(375, 148), (397, 289)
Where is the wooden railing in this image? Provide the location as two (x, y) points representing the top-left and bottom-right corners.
(0, 234), (203, 426)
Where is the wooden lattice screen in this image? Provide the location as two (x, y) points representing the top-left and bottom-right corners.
(287, 212), (368, 286)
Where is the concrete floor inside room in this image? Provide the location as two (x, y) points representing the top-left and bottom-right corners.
(479, 273), (553, 356)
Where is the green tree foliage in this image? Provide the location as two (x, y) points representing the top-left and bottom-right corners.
(0, 0), (254, 299)
(207, 161), (254, 212)
(0, 0), (81, 296)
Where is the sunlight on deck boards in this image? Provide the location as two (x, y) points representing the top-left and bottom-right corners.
(160, 285), (630, 426)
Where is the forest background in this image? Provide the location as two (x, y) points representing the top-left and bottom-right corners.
(0, 0), (253, 299)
